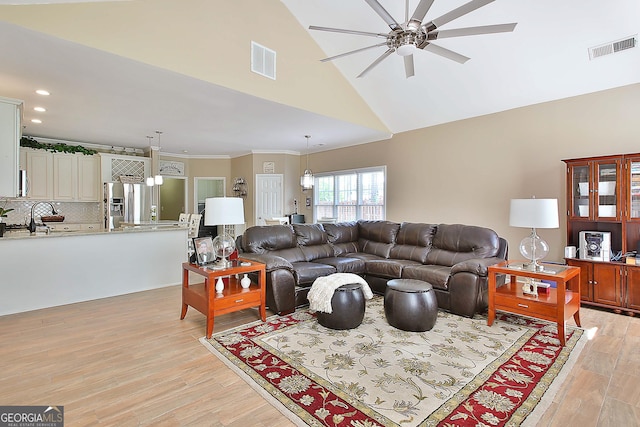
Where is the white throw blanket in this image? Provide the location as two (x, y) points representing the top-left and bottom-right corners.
(308, 273), (373, 314)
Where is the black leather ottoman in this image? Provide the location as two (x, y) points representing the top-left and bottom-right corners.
(384, 279), (438, 332)
(316, 283), (365, 330)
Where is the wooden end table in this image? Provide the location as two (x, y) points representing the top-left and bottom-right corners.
(180, 259), (266, 338)
(487, 260), (581, 346)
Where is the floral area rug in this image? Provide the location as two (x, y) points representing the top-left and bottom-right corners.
(201, 296), (585, 427)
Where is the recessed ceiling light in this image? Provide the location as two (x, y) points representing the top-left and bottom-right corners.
(35, 89), (50, 96)
(31, 119), (42, 124)
(34, 106), (46, 112)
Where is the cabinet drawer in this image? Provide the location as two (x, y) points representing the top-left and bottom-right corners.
(215, 291), (260, 310)
(494, 294), (557, 319)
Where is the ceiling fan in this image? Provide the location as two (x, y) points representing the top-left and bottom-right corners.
(310, 0), (516, 78)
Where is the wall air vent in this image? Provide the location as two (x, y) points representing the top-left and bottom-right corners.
(251, 41), (276, 80)
(589, 35), (637, 60)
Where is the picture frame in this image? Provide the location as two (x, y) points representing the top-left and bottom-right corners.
(159, 160), (185, 176)
(193, 236), (215, 266)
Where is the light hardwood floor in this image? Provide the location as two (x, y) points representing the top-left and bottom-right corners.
(1, 285), (639, 426)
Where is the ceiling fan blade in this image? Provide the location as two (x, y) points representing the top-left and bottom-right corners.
(357, 48), (394, 78)
(404, 54), (415, 78)
(409, 0), (436, 26)
(320, 42), (388, 62)
(309, 25), (388, 39)
(429, 23), (517, 40)
(424, 0), (495, 31)
(421, 43), (470, 64)
(364, 0), (401, 30)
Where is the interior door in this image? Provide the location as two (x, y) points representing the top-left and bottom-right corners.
(256, 174), (283, 225)
(159, 177), (187, 220)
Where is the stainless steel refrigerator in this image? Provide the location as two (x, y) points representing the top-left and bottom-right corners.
(104, 182), (152, 230)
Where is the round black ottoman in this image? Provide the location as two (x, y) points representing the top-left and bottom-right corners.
(384, 279), (438, 332)
(316, 283), (365, 330)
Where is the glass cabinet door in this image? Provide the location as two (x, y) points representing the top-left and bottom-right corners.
(629, 158), (640, 220)
(570, 163), (590, 218)
(595, 161), (619, 220)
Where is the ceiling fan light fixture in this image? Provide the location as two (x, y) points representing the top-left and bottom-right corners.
(396, 43), (416, 56)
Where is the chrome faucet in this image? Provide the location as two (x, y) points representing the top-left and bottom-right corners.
(29, 202), (58, 233)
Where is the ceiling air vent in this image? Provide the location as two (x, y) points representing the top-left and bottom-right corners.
(589, 35), (637, 60)
(251, 41), (276, 80)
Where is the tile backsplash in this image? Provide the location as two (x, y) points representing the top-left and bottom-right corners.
(1, 200), (101, 226)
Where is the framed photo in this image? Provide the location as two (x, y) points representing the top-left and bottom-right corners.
(159, 160), (185, 176)
(193, 236), (215, 266)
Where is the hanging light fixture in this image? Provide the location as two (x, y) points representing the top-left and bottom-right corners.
(146, 135), (155, 186)
(154, 131), (163, 185)
(300, 135), (314, 190)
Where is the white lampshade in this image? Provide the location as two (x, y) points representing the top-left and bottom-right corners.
(509, 198), (559, 229)
(204, 197), (245, 226)
(146, 176), (154, 186)
(154, 175), (163, 185)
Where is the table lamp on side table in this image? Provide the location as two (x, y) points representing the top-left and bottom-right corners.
(204, 197), (245, 270)
(509, 197), (559, 272)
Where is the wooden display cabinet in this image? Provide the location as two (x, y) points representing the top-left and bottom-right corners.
(563, 153), (640, 315)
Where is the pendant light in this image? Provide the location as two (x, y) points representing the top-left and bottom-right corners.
(154, 131), (163, 185)
(300, 135), (314, 190)
(146, 135), (155, 186)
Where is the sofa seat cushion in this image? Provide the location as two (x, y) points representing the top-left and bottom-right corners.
(313, 257), (365, 274)
(401, 264), (452, 290)
(365, 259), (422, 279)
(341, 252), (385, 262)
(292, 262), (337, 285)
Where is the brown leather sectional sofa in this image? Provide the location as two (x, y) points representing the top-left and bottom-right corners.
(237, 220), (507, 318)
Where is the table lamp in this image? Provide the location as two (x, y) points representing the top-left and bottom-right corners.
(509, 198), (559, 272)
(204, 197), (245, 269)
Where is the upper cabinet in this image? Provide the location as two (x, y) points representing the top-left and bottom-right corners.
(0, 97), (22, 198)
(566, 156), (622, 221)
(22, 148), (101, 202)
(627, 155), (640, 222)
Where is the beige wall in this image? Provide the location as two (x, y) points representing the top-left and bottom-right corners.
(159, 83), (639, 261)
(307, 83), (640, 260)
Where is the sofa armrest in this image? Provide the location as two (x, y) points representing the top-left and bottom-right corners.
(240, 253), (293, 272)
(450, 257), (505, 277)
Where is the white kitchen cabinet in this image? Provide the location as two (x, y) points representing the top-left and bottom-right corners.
(23, 148), (101, 202)
(77, 155), (101, 201)
(45, 222), (101, 231)
(53, 153), (77, 200)
(26, 149), (53, 199)
(0, 97), (22, 198)
(100, 153), (149, 183)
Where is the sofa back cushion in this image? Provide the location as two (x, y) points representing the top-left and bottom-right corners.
(389, 222), (436, 263)
(293, 224), (335, 261)
(358, 220), (400, 258)
(426, 224), (499, 267)
(239, 225), (301, 261)
(324, 222), (359, 255)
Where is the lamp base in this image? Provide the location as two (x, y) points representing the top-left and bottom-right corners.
(205, 257), (233, 270)
(522, 261), (545, 272)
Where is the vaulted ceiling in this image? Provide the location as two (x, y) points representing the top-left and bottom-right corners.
(0, 0), (638, 156)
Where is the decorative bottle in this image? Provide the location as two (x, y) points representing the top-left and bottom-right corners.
(241, 274), (251, 289)
(215, 277), (224, 293)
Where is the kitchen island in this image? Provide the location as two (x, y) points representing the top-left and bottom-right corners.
(0, 225), (188, 316)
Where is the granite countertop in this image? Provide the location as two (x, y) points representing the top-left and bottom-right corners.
(1, 224), (187, 240)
